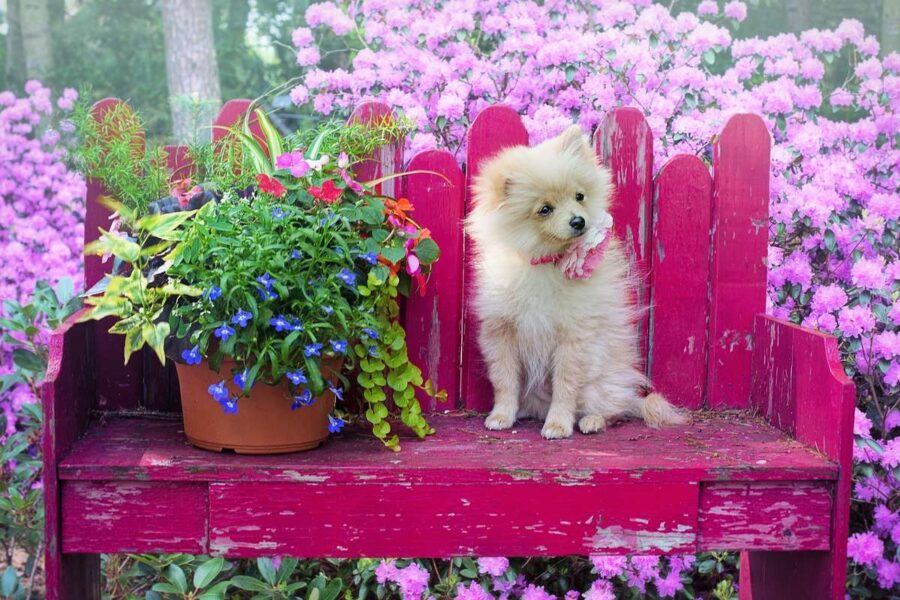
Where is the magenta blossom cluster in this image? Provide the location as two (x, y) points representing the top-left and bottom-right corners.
(0, 82), (85, 418)
(292, 0), (898, 593)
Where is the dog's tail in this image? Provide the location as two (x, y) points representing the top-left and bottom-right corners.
(640, 392), (688, 428)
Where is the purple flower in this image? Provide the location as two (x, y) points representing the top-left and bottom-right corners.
(257, 286), (279, 300)
(208, 380), (229, 402)
(286, 370), (308, 386)
(231, 309), (252, 328)
(181, 345), (202, 365)
(291, 389), (314, 409)
(270, 315), (291, 332)
(362, 327), (379, 340)
(205, 286), (222, 301)
(337, 268), (357, 287)
(328, 414), (345, 433)
(455, 582), (492, 600)
(368, 345), (380, 358)
(272, 206), (286, 219)
(477, 557), (508, 577)
(360, 252), (378, 265)
(330, 339), (347, 354)
(329, 385), (344, 401)
(218, 395), (239, 414)
(290, 319), (304, 332)
(847, 532), (884, 566)
(233, 369), (250, 390)
(214, 324), (235, 341)
(291, 249), (303, 260)
(590, 555), (627, 578)
(304, 342), (323, 357)
(257, 273), (275, 289)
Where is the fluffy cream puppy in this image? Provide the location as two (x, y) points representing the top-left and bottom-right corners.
(466, 125), (685, 439)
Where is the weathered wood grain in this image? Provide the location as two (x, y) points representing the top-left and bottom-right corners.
(707, 115), (769, 409)
(403, 150), (465, 409)
(741, 315), (856, 600)
(595, 108), (654, 362)
(649, 155), (712, 409)
(62, 482), (208, 554)
(209, 480), (698, 557)
(59, 413), (837, 484)
(461, 105), (529, 412)
(698, 482), (832, 551)
(348, 101), (404, 198)
(41, 317), (101, 599)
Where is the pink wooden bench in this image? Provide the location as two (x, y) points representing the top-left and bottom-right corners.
(42, 99), (855, 599)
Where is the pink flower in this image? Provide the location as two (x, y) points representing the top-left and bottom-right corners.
(723, 1), (747, 21)
(875, 558), (900, 589)
(455, 582), (492, 600)
(584, 580), (615, 600)
(830, 89), (854, 107)
(848, 532), (884, 566)
(811, 284), (848, 314)
(851, 257), (886, 290)
(838, 305), (876, 337)
(275, 151), (311, 177)
(406, 254), (421, 276)
(590, 555), (626, 578)
(521, 584), (554, 600)
(697, 1), (717, 17)
(477, 557), (509, 577)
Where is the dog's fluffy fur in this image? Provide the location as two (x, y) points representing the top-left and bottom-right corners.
(466, 125), (685, 439)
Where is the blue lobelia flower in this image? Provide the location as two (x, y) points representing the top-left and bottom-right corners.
(322, 305), (334, 315)
(334, 247), (344, 256)
(291, 389), (314, 410)
(329, 339), (348, 354)
(286, 370), (308, 386)
(368, 345), (380, 358)
(205, 286), (222, 301)
(337, 268), (357, 287)
(214, 324), (236, 341)
(291, 249), (303, 260)
(233, 369), (250, 390)
(290, 319), (304, 332)
(304, 342), (323, 357)
(208, 380), (229, 403)
(231, 309), (252, 328)
(360, 252), (378, 265)
(218, 396), (239, 414)
(257, 273), (275, 289)
(329, 385), (344, 402)
(257, 286), (279, 301)
(361, 327), (379, 340)
(328, 415), (345, 433)
(272, 206), (286, 219)
(181, 345), (202, 365)
(269, 315), (291, 332)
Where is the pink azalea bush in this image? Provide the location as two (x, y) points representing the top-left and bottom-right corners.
(292, 0), (898, 595)
(0, 82), (85, 420)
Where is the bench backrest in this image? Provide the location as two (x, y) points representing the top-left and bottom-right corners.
(83, 99), (770, 414)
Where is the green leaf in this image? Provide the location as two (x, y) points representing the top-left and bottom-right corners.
(164, 564), (188, 593)
(227, 576), (270, 592)
(151, 582), (183, 594)
(414, 237), (440, 265)
(197, 581), (231, 600)
(86, 231), (141, 264)
(565, 64), (578, 83)
(1, 567), (19, 596)
(824, 229), (836, 252)
(12, 348), (44, 374)
(143, 321), (170, 364)
(321, 579), (343, 600)
(138, 210), (196, 240)
(232, 128), (272, 175)
(703, 49), (715, 65)
(193, 556), (225, 589)
(381, 246), (406, 264)
(257, 557), (277, 585)
(254, 108), (284, 160)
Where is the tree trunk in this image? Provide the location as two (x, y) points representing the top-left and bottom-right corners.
(5, 0), (26, 89)
(783, 0), (812, 33)
(884, 0), (900, 56)
(19, 0), (54, 81)
(160, 0), (222, 144)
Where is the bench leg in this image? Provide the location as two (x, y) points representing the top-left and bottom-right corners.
(739, 550), (844, 600)
(44, 552), (101, 600)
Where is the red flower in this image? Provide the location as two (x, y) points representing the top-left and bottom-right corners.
(256, 174), (286, 198)
(308, 179), (343, 204)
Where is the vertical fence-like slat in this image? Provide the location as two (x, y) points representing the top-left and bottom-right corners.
(707, 114), (770, 409)
(349, 102), (404, 197)
(595, 108), (654, 364)
(462, 105), (529, 412)
(649, 155), (712, 409)
(403, 151), (465, 410)
(212, 98), (262, 145)
(86, 98), (143, 411)
(165, 144), (195, 181)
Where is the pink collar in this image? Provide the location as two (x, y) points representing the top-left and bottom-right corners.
(530, 215), (614, 280)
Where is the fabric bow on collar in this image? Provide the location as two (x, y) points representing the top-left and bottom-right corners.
(530, 212), (614, 280)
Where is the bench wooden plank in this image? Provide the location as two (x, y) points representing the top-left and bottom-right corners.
(208, 480), (699, 557)
(59, 414), (837, 484)
(62, 482), (208, 554)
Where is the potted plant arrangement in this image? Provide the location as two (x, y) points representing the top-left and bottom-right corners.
(76, 103), (444, 453)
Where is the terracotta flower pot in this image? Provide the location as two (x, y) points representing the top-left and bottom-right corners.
(175, 357), (342, 454)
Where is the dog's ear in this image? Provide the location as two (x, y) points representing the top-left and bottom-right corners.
(557, 125), (592, 158)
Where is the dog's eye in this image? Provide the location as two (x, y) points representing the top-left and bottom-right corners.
(575, 192), (585, 202)
(538, 204), (554, 216)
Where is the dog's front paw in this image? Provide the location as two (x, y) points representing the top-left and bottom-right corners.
(541, 419), (573, 439)
(485, 410), (516, 431)
(578, 414), (607, 434)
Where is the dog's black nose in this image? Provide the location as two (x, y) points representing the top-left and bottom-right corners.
(569, 216), (585, 231)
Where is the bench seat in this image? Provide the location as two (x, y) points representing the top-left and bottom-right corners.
(58, 412), (837, 558)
